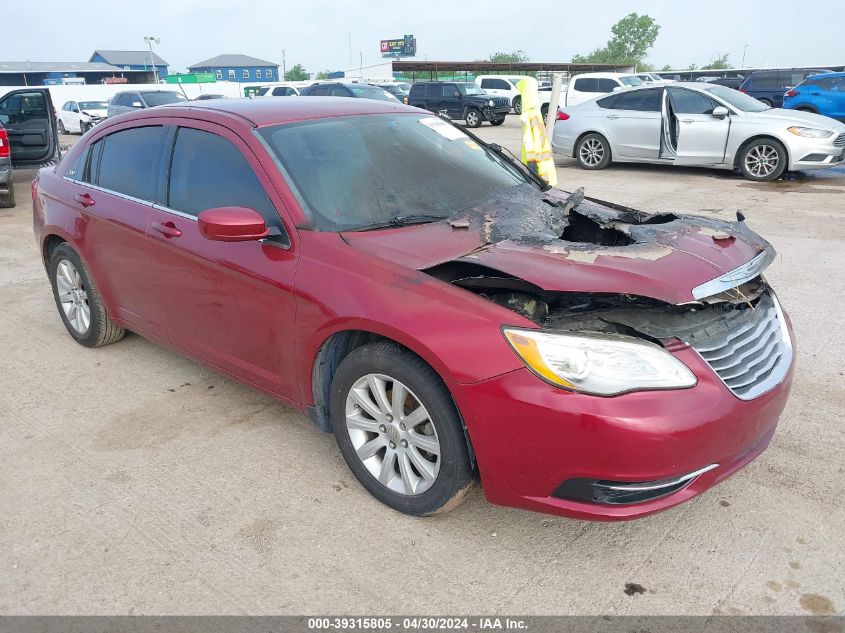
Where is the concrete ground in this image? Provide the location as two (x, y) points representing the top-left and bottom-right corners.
(1, 120), (842, 616)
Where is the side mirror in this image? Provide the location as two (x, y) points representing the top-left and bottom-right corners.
(131, 101), (143, 108)
(612, 86), (623, 92)
(712, 106), (729, 119)
(198, 207), (269, 242)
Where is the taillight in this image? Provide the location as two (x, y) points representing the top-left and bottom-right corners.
(0, 128), (9, 158)
(739, 88), (746, 94)
(556, 110), (570, 121)
(785, 90), (798, 97)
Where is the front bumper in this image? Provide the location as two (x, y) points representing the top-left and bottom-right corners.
(481, 106), (511, 121)
(787, 131), (845, 170)
(451, 330), (795, 521)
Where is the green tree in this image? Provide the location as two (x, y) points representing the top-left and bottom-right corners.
(687, 63), (698, 70)
(284, 64), (309, 81)
(315, 70), (330, 80)
(488, 50), (529, 63)
(661, 64), (672, 71)
(700, 54), (732, 70)
(572, 13), (660, 67)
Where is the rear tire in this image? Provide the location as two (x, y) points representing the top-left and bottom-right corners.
(490, 117), (505, 126)
(57, 120), (66, 135)
(758, 98), (773, 107)
(330, 342), (475, 516)
(0, 182), (15, 209)
(541, 104), (549, 119)
(48, 243), (125, 348)
(575, 133), (611, 170)
(796, 107), (816, 113)
(465, 108), (482, 128)
(738, 138), (787, 182)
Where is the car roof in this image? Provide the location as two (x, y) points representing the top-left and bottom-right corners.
(572, 72), (638, 79)
(802, 71), (845, 79)
(154, 96), (418, 127)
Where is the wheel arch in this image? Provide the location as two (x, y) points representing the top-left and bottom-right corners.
(572, 130), (612, 161)
(308, 328), (477, 467)
(733, 134), (791, 170)
(42, 233), (67, 267)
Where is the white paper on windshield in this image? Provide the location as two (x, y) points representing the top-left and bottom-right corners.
(419, 117), (466, 141)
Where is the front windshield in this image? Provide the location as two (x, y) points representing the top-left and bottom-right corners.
(259, 114), (526, 231)
(462, 83), (485, 96)
(704, 85), (770, 112)
(142, 92), (187, 106)
(349, 85), (398, 102)
(79, 101), (107, 110)
(620, 76), (644, 87)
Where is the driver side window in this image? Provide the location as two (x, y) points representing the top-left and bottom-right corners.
(668, 89), (717, 114)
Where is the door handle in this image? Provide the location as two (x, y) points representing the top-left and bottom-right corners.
(680, 119), (694, 123)
(810, 92), (820, 96)
(73, 193), (95, 208)
(151, 220), (182, 238)
(606, 115), (620, 119)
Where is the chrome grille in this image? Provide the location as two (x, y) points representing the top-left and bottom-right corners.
(834, 133), (845, 147)
(691, 294), (792, 400)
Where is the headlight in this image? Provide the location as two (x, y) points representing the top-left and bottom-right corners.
(488, 100), (495, 107)
(503, 328), (697, 396)
(787, 126), (833, 138)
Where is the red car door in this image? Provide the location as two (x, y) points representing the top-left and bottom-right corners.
(63, 120), (170, 334)
(144, 119), (300, 402)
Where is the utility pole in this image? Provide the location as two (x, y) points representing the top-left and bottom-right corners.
(742, 44), (749, 68)
(144, 36), (160, 83)
(348, 33), (352, 68)
(282, 49), (286, 80)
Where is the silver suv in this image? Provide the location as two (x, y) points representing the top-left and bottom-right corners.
(107, 90), (187, 118)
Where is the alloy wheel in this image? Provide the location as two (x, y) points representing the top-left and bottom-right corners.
(579, 138), (605, 167)
(345, 373), (441, 496)
(466, 111), (480, 127)
(744, 144), (780, 179)
(56, 259), (91, 334)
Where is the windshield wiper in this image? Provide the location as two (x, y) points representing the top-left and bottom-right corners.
(345, 214), (448, 232)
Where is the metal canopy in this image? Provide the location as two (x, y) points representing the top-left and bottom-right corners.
(391, 61), (633, 73)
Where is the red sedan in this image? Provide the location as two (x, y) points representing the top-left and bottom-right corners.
(32, 98), (795, 520)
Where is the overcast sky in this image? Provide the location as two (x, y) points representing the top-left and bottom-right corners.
(7, 0), (845, 73)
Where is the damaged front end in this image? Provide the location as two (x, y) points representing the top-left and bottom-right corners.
(424, 187), (793, 401)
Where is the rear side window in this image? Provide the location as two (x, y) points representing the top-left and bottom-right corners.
(308, 85), (330, 96)
(426, 84), (445, 99)
(596, 79), (620, 93)
(600, 89), (662, 112)
(329, 86), (351, 97)
(480, 78), (510, 90)
(408, 84), (426, 98)
(167, 127), (277, 224)
(97, 126), (166, 201)
(750, 72), (780, 89)
(573, 78), (597, 92)
(668, 89), (716, 114)
(116, 93), (139, 107)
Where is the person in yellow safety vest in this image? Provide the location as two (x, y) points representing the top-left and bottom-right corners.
(517, 77), (557, 187)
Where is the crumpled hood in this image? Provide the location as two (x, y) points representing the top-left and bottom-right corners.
(341, 185), (774, 305)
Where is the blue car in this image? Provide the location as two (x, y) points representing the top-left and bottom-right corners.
(739, 68), (831, 108)
(783, 72), (845, 122)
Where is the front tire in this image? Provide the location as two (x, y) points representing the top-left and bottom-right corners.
(48, 244), (125, 347)
(330, 342), (475, 516)
(57, 120), (66, 135)
(0, 182), (15, 208)
(575, 133), (611, 170)
(738, 138), (787, 181)
(513, 96), (522, 115)
(541, 103), (549, 119)
(465, 108), (482, 128)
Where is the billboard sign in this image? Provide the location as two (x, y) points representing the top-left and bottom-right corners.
(381, 35), (416, 57)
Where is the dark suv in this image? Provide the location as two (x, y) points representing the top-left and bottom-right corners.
(740, 68), (831, 107)
(407, 82), (510, 127)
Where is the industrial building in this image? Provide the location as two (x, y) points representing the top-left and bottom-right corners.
(0, 61), (150, 86)
(188, 54), (280, 83)
(89, 50), (170, 80)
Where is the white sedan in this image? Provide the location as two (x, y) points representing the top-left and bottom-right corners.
(57, 100), (108, 135)
(552, 82), (845, 181)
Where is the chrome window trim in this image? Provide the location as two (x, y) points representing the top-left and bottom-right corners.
(151, 204), (198, 221)
(691, 248), (775, 300)
(62, 176), (157, 209)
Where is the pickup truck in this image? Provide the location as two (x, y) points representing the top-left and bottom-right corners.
(0, 88), (59, 207)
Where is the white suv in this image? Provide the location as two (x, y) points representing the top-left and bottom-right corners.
(564, 73), (643, 107)
(474, 75), (553, 115)
(57, 100), (108, 134)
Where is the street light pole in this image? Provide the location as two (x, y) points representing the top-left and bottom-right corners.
(144, 36), (161, 83)
(742, 44), (749, 68)
(282, 49), (286, 80)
